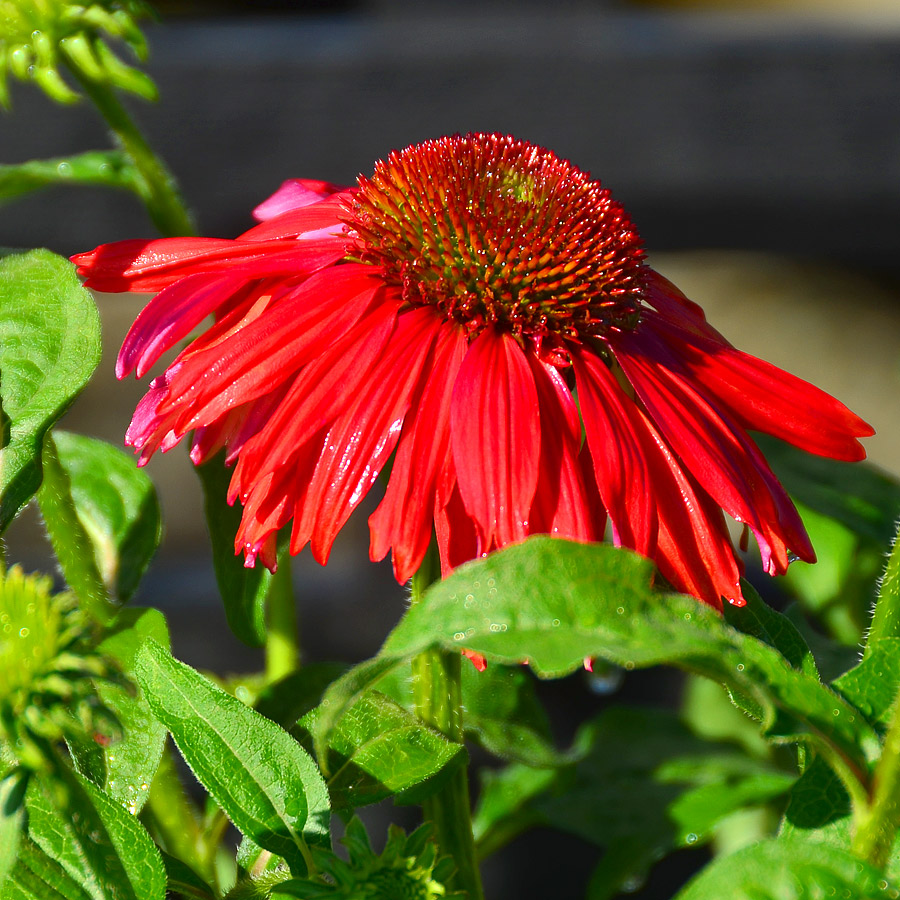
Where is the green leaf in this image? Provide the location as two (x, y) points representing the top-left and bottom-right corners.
(92, 608), (169, 814)
(723, 580), (818, 677)
(195, 454), (269, 647)
(782, 755), (851, 832)
(458, 662), (565, 766)
(52, 432), (162, 603)
(380, 538), (879, 783)
(755, 433), (900, 546)
(135, 640), (330, 874)
(0, 250), (101, 533)
(833, 638), (900, 732)
(36, 434), (115, 624)
(0, 152), (138, 205)
(25, 770), (165, 900)
(673, 836), (896, 900)
(299, 691), (465, 810)
(1, 838), (92, 900)
(375, 660), (566, 767)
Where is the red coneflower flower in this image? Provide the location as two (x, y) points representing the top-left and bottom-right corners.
(72, 134), (873, 609)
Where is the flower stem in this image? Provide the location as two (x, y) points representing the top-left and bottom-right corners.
(63, 61), (196, 237)
(852, 684), (900, 867)
(410, 548), (485, 900)
(864, 522), (900, 655)
(265, 549), (299, 684)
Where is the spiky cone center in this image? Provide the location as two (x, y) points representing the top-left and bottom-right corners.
(347, 133), (647, 358)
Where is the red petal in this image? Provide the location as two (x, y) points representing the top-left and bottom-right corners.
(611, 328), (813, 575)
(230, 296), (401, 504)
(72, 237), (345, 292)
(638, 411), (744, 609)
(293, 306), (445, 564)
(643, 312), (872, 461)
(434, 471), (481, 577)
(450, 330), (541, 550)
(571, 347), (657, 556)
(368, 322), (468, 583)
(252, 179), (349, 221)
(526, 356), (599, 542)
(238, 192), (354, 241)
(157, 266), (384, 434)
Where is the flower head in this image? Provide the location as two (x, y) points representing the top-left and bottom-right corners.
(0, 0), (155, 106)
(72, 133), (873, 609)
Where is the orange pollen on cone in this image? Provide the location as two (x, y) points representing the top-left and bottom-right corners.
(345, 133), (648, 345)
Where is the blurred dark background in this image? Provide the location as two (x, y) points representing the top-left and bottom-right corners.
(4, 1), (900, 897)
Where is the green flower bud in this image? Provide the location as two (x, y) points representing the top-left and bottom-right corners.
(0, 566), (120, 771)
(0, 1), (156, 107)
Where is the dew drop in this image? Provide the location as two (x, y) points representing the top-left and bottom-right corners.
(453, 632), (465, 641)
(685, 832), (698, 844)
(551, 618), (560, 627)
(586, 664), (624, 696)
(57, 161), (72, 176)
(616, 607), (625, 615)
(736, 663), (744, 672)
(18, 627), (29, 638)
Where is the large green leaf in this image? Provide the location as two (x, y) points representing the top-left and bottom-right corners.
(0, 152), (137, 205)
(833, 638), (900, 732)
(195, 454), (269, 647)
(52, 432), (162, 603)
(299, 691), (465, 810)
(0, 250), (101, 532)
(25, 770), (165, 900)
(135, 640), (329, 874)
(674, 836), (896, 900)
(375, 539), (879, 780)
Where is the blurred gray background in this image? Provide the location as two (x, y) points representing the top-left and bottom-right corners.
(4, 0), (900, 896)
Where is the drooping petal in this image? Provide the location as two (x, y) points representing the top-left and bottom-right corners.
(292, 306), (446, 565)
(643, 311), (873, 461)
(450, 329), (541, 550)
(611, 327), (813, 575)
(637, 411), (744, 609)
(230, 295), (402, 504)
(571, 347), (657, 556)
(253, 179), (348, 221)
(117, 272), (245, 378)
(369, 321), (468, 583)
(72, 236), (346, 292)
(434, 469), (481, 578)
(526, 355), (599, 542)
(155, 266), (385, 435)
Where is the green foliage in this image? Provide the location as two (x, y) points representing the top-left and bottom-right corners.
(134, 640), (330, 875)
(0, 251), (100, 534)
(474, 706), (794, 898)
(0, 0), (156, 106)
(673, 837), (897, 900)
(298, 691), (466, 810)
(0, 152), (138, 205)
(22, 768), (165, 900)
(273, 817), (462, 900)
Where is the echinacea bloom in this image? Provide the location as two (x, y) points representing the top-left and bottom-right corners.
(72, 133), (873, 609)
